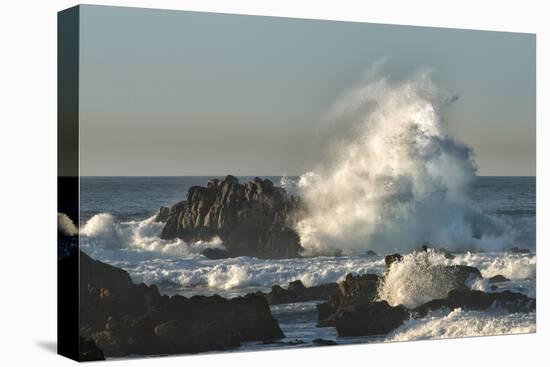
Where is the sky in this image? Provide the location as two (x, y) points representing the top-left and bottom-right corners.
(79, 5), (535, 176)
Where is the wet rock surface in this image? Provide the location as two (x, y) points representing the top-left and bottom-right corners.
(79, 336), (105, 361)
(264, 280), (339, 305)
(159, 175), (303, 259)
(315, 252), (535, 338)
(76, 252), (284, 358)
(412, 289), (535, 317)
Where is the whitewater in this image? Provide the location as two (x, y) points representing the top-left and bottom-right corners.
(73, 73), (535, 347)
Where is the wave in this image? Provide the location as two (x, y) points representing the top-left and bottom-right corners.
(58, 212), (78, 236)
(386, 308), (535, 342)
(377, 250), (536, 308)
(377, 251), (468, 308)
(291, 71), (512, 255)
(80, 212), (224, 257)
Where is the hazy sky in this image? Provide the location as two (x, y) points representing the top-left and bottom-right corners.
(79, 5), (535, 176)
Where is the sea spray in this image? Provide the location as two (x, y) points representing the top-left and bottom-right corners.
(377, 251), (463, 308)
(58, 212), (78, 236)
(294, 71), (510, 255)
(80, 212), (224, 256)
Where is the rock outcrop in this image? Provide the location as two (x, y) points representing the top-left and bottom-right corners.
(79, 336), (105, 361)
(317, 273), (380, 327)
(264, 280), (339, 305)
(488, 274), (510, 284)
(158, 175), (303, 259)
(412, 289), (535, 317)
(315, 258), (534, 338)
(76, 252), (284, 358)
(332, 301), (409, 337)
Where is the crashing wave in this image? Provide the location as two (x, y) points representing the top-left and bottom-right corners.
(293, 71), (511, 255)
(58, 212), (78, 236)
(80, 212), (224, 257)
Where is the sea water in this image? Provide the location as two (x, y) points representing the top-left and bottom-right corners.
(77, 176), (536, 349)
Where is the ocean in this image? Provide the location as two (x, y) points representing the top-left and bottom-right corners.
(79, 176), (536, 349)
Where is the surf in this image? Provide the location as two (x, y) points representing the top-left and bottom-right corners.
(293, 71), (511, 255)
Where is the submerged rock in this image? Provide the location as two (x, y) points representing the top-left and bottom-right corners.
(160, 175), (303, 259)
(488, 274), (510, 284)
(264, 280), (339, 305)
(76, 252), (284, 357)
(507, 247), (531, 254)
(200, 248), (231, 259)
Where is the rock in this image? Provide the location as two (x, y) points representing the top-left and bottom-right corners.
(154, 207), (170, 222)
(333, 301), (409, 337)
(507, 247), (531, 254)
(312, 338), (338, 346)
(160, 175), (303, 259)
(79, 336), (105, 361)
(413, 289), (535, 317)
(264, 280), (339, 305)
(385, 253), (403, 268)
(79, 251), (133, 290)
(78, 252), (284, 357)
(200, 248), (231, 259)
(488, 274), (510, 284)
(445, 265), (483, 289)
(365, 250), (378, 256)
(317, 273), (379, 325)
(317, 302), (336, 322)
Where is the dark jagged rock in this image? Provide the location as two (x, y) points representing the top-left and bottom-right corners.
(77, 252), (284, 357)
(264, 280), (339, 305)
(333, 301), (409, 337)
(79, 336), (105, 361)
(412, 289), (535, 317)
(154, 206), (170, 222)
(385, 253), (403, 268)
(79, 251), (133, 289)
(488, 274), (510, 284)
(160, 175), (303, 259)
(317, 273), (380, 326)
(313, 262), (535, 338)
(445, 265), (483, 289)
(200, 248), (231, 260)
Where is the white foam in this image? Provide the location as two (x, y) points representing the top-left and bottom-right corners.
(377, 250), (536, 308)
(386, 308), (535, 342)
(58, 212), (78, 236)
(294, 71), (511, 255)
(446, 251), (536, 279)
(80, 212), (224, 257)
(378, 251), (462, 308)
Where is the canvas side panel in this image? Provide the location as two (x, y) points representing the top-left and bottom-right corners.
(57, 5), (80, 362)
